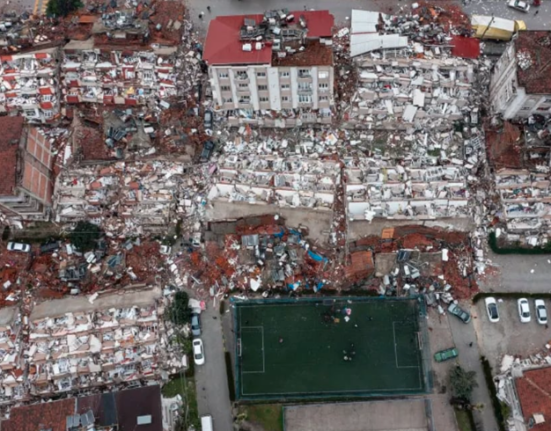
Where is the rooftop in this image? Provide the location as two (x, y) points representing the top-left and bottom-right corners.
(515, 31), (551, 94)
(203, 10), (334, 66)
(515, 367), (551, 431)
(0, 116), (24, 196)
(1, 385), (163, 431)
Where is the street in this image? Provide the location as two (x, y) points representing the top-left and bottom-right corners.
(449, 307), (500, 431)
(194, 302), (233, 431)
(186, 0), (551, 38)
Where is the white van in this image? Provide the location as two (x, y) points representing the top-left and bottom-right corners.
(201, 415), (213, 431)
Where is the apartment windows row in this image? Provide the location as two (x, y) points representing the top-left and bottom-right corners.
(220, 82), (329, 93)
(220, 94), (329, 105)
(217, 69), (330, 81)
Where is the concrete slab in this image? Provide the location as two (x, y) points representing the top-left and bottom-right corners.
(284, 399), (430, 431)
(209, 200), (332, 244)
(0, 307), (16, 328)
(348, 218), (474, 241)
(30, 286), (162, 321)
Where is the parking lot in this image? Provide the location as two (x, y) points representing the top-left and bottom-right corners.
(473, 298), (551, 369)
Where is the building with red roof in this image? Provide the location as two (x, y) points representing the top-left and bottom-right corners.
(0, 118), (55, 224)
(204, 9), (335, 116)
(490, 31), (551, 119)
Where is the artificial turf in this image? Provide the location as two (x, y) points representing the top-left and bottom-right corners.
(234, 297), (427, 399)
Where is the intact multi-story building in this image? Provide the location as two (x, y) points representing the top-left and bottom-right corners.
(490, 31), (551, 119)
(204, 10), (335, 123)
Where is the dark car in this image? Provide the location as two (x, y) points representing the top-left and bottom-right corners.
(448, 302), (471, 324)
(191, 313), (201, 337)
(204, 110), (213, 129)
(40, 241), (61, 254)
(200, 141), (215, 162)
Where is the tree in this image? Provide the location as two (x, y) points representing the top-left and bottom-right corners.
(167, 291), (193, 325)
(46, 0), (83, 17)
(449, 365), (478, 401)
(69, 221), (102, 252)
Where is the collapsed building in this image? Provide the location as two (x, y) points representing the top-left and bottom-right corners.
(61, 3), (185, 107)
(204, 10), (335, 126)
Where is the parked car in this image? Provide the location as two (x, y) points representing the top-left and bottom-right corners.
(193, 338), (205, 365)
(485, 297), (499, 323)
(191, 313), (201, 337)
(204, 110), (213, 129)
(200, 141), (215, 162)
(518, 298), (531, 323)
(535, 299), (548, 325)
(7, 242), (31, 253)
(160, 245), (172, 255)
(508, 0), (530, 12)
(448, 302), (471, 324)
(40, 240), (60, 254)
(434, 347), (458, 362)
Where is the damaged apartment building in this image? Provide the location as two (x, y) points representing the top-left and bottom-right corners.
(0, 287), (184, 404)
(490, 31), (551, 120)
(207, 156), (339, 210)
(204, 10), (335, 126)
(61, 4), (184, 106)
(0, 117), (59, 226)
(338, 10), (483, 225)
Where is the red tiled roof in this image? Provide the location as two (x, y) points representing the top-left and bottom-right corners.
(515, 31), (551, 94)
(451, 36), (480, 59)
(203, 11), (334, 66)
(2, 398), (75, 431)
(516, 367), (551, 431)
(0, 116), (24, 196)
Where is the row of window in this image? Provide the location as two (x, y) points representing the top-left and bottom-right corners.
(221, 95), (329, 104)
(220, 83), (329, 92)
(218, 70), (330, 80)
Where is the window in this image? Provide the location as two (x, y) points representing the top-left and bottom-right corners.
(281, 96), (289, 102)
(239, 95), (250, 104)
(298, 82), (312, 91)
(236, 71), (248, 80)
(222, 98), (233, 104)
(298, 94), (311, 103)
(43, 110), (54, 119)
(258, 85), (268, 91)
(280, 71), (290, 78)
(298, 69), (310, 78)
(238, 83), (248, 88)
(219, 72), (229, 79)
(42, 95), (52, 102)
(281, 84), (290, 90)
(257, 72), (266, 77)
(320, 96), (328, 101)
(319, 82), (329, 90)
(318, 71), (329, 79)
(25, 109), (38, 118)
(220, 85), (231, 91)
(259, 97), (269, 102)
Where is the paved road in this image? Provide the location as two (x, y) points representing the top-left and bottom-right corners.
(449, 309), (499, 431)
(479, 250), (551, 293)
(195, 302), (233, 431)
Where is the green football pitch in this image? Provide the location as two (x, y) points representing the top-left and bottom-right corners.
(233, 297), (429, 400)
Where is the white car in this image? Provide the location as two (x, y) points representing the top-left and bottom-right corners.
(160, 245), (172, 255)
(518, 298), (531, 323)
(7, 242), (31, 253)
(508, 0), (530, 12)
(535, 299), (548, 325)
(193, 338), (205, 365)
(485, 297), (499, 323)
